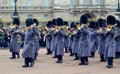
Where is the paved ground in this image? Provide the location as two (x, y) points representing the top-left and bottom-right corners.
(0, 48), (120, 74)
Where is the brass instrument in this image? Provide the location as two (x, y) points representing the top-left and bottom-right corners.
(55, 26), (60, 32)
(77, 24), (81, 30)
(106, 24), (117, 31)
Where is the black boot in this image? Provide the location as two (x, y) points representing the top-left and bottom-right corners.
(84, 57), (89, 65)
(116, 52), (119, 59)
(29, 58), (35, 67)
(16, 52), (20, 59)
(46, 49), (50, 55)
(100, 54), (106, 62)
(56, 55), (60, 63)
(58, 55), (63, 63)
(65, 47), (68, 53)
(35, 53), (37, 61)
(10, 52), (16, 59)
(22, 58), (29, 68)
(90, 52), (95, 58)
(49, 51), (53, 55)
(79, 57), (84, 65)
(106, 57), (113, 68)
(74, 53), (79, 60)
(69, 49), (74, 56)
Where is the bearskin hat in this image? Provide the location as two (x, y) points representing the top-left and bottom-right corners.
(13, 18), (20, 25)
(33, 18), (39, 26)
(46, 21), (53, 28)
(80, 15), (88, 24)
(64, 21), (69, 26)
(52, 19), (57, 26)
(107, 15), (116, 25)
(70, 22), (76, 28)
(89, 21), (96, 29)
(25, 18), (34, 27)
(56, 18), (64, 26)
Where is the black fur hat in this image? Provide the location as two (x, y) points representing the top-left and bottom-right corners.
(70, 22), (76, 28)
(33, 18), (39, 26)
(25, 18), (34, 27)
(13, 18), (20, 25)
(56, 18), (64, 26)
(80, 15), (88, 24)
(52, 19), (57, 26)
(97, 18), (104, 27)
(107, 15), (116, 25)
(46, 21), (53, 28)
(64, 21), (69, 26)
(89, 21), (96, 29)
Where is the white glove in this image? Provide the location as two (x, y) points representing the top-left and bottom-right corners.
(16, 30), (20, 33)
(30, 25), (34, 28)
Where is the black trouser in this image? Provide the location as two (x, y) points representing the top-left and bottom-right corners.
(11, 52), (19, 58)
(69, 49), (73, 56)
(65, 47), (68, 53)
(24, 58), (34, 66)
(107, 57), (113, 66)
(116, 52), (120, 58)
(57, 55), (63, 62)
(74, 53), (79, 59)
(35, 53), (38, 60)
(91, 52), (95, 57)
(80, 57), (88, 64)
(47, 49), (52, 54)
(100, 54), (105, 60)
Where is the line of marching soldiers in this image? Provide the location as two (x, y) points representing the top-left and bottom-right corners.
(45, 15), (120, 68)
(8, 14), (120, 68)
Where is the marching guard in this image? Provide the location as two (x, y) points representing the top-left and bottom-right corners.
(45, 21), (53, 55)
(55, 18), (65, 63)
(104, 15), (116, 68)
(77, 15), (90, 65)
(89, 21), (98, 58)
(22, 18), (36, 67)
(9, 18), (20, 59)
(33, 18), (40, 60)
(97, 19), (107, 62)
(63, 21), (69, 53)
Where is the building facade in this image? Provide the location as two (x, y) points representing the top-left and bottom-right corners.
(0, 0), (119, 24)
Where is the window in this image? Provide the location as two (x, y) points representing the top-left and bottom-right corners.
(11, 0), (14, 6)
(2, 0), (8, 4)
(71, 0), (77, 6)
(84, 0), (89, 5)
(43, 0), (49, 6)
(27, 0), (33, 6)
(96, 0), (101, 4)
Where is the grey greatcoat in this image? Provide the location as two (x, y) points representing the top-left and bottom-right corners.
(50, 30), (56, 51)
(45, 31), (52, 50)
(104, 28), (116, 58)
(77, 27), (91, 57)
(33, 28), (40, 55)
(89, 30), (98, 53)
(22, 28), (35, 59)
(55, 29), (65, 56)
(72, 33), (79, 54)
(98, 29), (106, 55)
(115, 28), (120, 53)
(10, 28), (20, 53)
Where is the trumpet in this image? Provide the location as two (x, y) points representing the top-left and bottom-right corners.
(55, 26), (60, 32)
(77, 24), (81, 30)
(106, 24), (117, 31)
